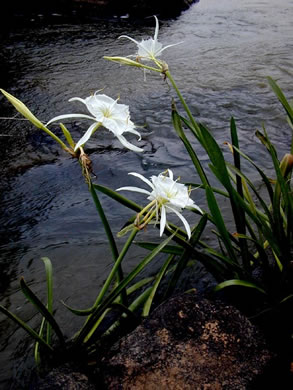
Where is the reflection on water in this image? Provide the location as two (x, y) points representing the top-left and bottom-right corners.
(1, 0), (293, 387)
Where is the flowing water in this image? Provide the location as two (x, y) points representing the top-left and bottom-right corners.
(0, 0), (293, 387)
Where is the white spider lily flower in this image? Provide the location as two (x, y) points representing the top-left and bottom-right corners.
(117, 169), (202, 239)
(46, 92), (143, 153)
(119, 16), (182, 62)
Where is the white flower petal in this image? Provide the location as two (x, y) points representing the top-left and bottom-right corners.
(116, 186), (151, 196)
(123, 127), (142, 140)
(190, 204), (203, 214)
(160, 205), (167, 237)
(68, 97), (88, 105)
(116, 134), (144, 153)
(158, 41), (183, 54)
(128, 172), (154, 190)
(167, 205), (192, 239)
(46, 113), (95, 126)
(74, 122), (100, 151)
(119, 35), (141, 46)
(154, 15), (159, 42)
(167, 169), (174, 180)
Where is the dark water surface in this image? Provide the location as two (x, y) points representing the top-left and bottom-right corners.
(0, 0), (293, 388)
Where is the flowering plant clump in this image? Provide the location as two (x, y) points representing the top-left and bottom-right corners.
(1, 13), (293, 375)
(47, 91), (143, 153)
(117, 169), (202, 239)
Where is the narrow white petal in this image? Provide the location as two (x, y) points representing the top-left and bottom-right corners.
(124, 127), (142, 140)
(68, 97), (88, 105)
(116, 186), (151, 195)
(119, 35), (141, 46)
(116, 134), (144, 153)
(154, 15), (159, 42)
(128, 172), (154, 190)
(190, 204), (203, 214)
(46, 113), (95, 126)
(167, 205), (192, 239)
(167, 169), (174, 180)
(159, 41), (183, 54)
(74, 122), (99, 151)
(160, 205), (167, 236)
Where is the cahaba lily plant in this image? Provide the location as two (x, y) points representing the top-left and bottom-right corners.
(1, 14), (293, 375)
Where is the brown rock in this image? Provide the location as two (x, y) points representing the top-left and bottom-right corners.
(101, 291), (273, 389)
(32, 364), (96, 390)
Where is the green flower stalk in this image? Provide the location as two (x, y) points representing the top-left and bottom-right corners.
(0, 89), (74, 155)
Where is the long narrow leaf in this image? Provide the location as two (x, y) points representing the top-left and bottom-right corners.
(76, 232), (176, 345)
(205, 186), (238, 263)
(143, 254), (174, 317)
(172, 105), (209, 186)
(89, 182), (127, 306)
(135, 242), (184, 255)
(34, 316), (46, 365)
(229, 118), (250, 270)
(214, 279), (267, 294)
(165, 214), (208, 298)
(231, 144), (274, 202)
(41, 257), (53, 345)
(20, 278), (65, 345)
(267, 77), (293, 133)
(0, 305), (53, 352)
(226, 163), (273, 225)
(94, 183), (142, 213)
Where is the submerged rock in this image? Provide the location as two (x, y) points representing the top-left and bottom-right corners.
(101, 291), (273, 389)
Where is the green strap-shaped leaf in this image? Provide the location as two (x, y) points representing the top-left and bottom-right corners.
(0, 305), (53, 352)
(89, 181), (127, 307)
(267, 77), (293, 139)
(172, 106), (209, 186)
(231, 144), (274, 203)
(76, 232), (177, 345)
(165, 214), (208, 299)
(136, 242), (184, 255)
(41, 257), (53, 345)
(20, 277), (65, 345)
(214, 279), (267, 294)
(93, 183), (142, 213)
(143, 254), (174, 317)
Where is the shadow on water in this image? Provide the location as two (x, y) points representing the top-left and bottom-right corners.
(0, 0), (293, 388)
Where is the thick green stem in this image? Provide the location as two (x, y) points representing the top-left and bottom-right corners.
(166, 70), (202, 137)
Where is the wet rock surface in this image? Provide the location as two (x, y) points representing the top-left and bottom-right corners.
(101, 291), (273, 389)
(30, 364), (96, 390)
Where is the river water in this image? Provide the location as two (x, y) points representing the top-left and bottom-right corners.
(0, 0), (293, 388)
